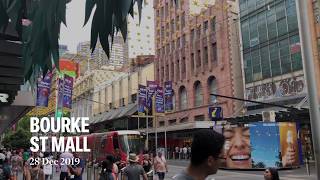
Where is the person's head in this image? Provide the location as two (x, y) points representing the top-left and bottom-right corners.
(157, 152), (162, 157)
(115, 148), (120, 155)
(73, 152), (80, 158)
(190, 129), (225, 175)
(264, 167), (279, 180)
(223, 125), (252, 169)
(128, 153), (139, 164)
(106, 154), (114, 163)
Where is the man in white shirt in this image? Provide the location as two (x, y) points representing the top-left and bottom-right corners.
(59, 152), (73, 180)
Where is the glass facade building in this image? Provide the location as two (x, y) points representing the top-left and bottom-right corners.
(240, 0), (303, 83)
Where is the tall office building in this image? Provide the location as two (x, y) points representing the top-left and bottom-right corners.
(127, 0), (155, 58)
(77, 34), (129, 68)
(239, 0), (306, 112)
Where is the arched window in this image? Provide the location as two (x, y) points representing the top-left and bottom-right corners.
(194, 81), (203, 107)
(179, 86), (187, 110)
(208, 77), (217, 104)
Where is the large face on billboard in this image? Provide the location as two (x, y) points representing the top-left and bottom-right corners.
(223, 125), (252, 169)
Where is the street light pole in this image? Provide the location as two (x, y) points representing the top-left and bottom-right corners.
(296, 0), (320, 177)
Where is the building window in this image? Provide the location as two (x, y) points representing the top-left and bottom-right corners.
(290, 35), (302, 70)
(260, 46), (271, 78)
(251, 49), (262, 81)
(267, 6), (277, 40)
(191, 29), (195, 42)
(211, 17), (216, 32)
(204, 21), (208, 33)
(179, 86), (187, 110)
(159, 121), (165, 127)
(191, 53), (194, 73)
(257, 12), (268, 43)
(197, 50), (201, 69)
(181, 12), (185, 28)
(270, 42), (281, 76)
(211, 43), (217, 63)
(197, 26), (201, 38)
(169, 119), (177, 125)
(279, 38), (291, 74)
(194, 115), (205, 121)
(171, 62), (174, 81)
(208, 76), (217, 104)
(241, 20), (250, 49)
(120, 98), (125, 107)
(204, 47), (208, 65)
(286, 0), (298, 32)
(182, 57), (186, 77)
(244, 52), (253, 83)
(249, 16), (259, 47)
(194, 81), (203, 107)
(176, 60), (180, 80)
(180, 117), (188, 123)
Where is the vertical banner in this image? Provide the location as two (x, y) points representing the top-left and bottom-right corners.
(56, 78), (64, 110)
(63, 75), (73, 108)
(155, 87), (164, 113)
(146, 81), (158, 110)
(36, 71), (53, 107)
(138, 84), (147, 115)
(164, 81), (173, 112)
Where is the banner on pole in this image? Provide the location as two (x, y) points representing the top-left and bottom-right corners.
(164, 81), (173, 112)
(63, 75), (73, 108)
(36, 71), (53, 107)
(155, 87), (165, 113)
(56, 78), (64, 110)
(138, 84), (147, 115)
(147, 81), (158, 110)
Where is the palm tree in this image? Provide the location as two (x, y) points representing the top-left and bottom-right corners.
(0, 0), (146, 84)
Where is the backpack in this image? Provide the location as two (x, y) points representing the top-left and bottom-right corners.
(99, 170), (115, 180)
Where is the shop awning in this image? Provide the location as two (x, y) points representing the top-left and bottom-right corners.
(91, 103), (137, 124)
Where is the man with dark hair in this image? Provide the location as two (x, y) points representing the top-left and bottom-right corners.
(173, 129), (225, 180)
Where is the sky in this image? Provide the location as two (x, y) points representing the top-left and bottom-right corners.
(60, 0), (92, 53)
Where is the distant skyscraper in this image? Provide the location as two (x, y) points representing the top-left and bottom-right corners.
(127, 0), (155, 58)
(59, 44), (68, 56)
(77, 34), (129, 68)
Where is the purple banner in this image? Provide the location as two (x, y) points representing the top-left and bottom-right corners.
(155, 87), (164, 113)
(164, 81), (173, 112)
(146, 81), (158, 110)
(138, 84), (147, 115)
(36, 71), (53, 107)
(63, 75), (73, 108)
(56, 78), (64, 110)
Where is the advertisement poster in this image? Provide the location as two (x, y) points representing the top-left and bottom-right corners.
(164, 81), (173, 112)
(155, 87), (164, 113)
(138, 84), (147, 115)
(36, 71), (53, 107)
(208, 107), (223, 121)
(250, 123), (281, 168)
(279, 122), (300, 167)
(146, 81), (158, 110)
(223, 124), (252, 169)
(63, 75), (73, 108)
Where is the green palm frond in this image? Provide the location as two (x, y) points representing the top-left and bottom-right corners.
(84, 0), (144, 58)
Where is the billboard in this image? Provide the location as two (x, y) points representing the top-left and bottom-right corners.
(164, 81), (173, 112)
(220, 122), (300, 169)
(155, 87), (164, 113)
(63, 75), (73, 109)
(146, 81), (158, 111)
(59, 59), (78, 78)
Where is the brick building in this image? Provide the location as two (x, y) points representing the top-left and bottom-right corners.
(153, 0), (243, 149)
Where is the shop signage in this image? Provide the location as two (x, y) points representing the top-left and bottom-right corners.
(209, 106), (223, 121)
(245, 76), (306, 101)
(0, 93), (9, 103)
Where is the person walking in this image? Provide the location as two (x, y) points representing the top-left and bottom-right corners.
(122, 153), (147, 180)
(25, 164), (45, 180)
(0, 158), (12, 180)
(59, 151), (73, 180)
(264, 168), (280, 180)
(68, 152), (84, 180)
(99, 155), (117, 180)
(11, 150), (23, 180)
(172, 129), (225, 180)
(183, 146), (187, 160)
(43, 152), (53, 180)
(153, 152), (167, 180)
